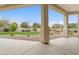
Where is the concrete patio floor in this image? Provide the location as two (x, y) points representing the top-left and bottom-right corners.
(0, 37), (79, 55)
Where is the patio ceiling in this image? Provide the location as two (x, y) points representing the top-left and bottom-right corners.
(57, 4), (79, 14)
(0, 4), (79, 15)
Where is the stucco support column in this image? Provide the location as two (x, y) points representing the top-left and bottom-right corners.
(41, 4), (49, 44)
(77, 14), (79, 37)
(64, 14), (69, 38)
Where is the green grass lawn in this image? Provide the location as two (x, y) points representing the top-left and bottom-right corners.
(0, 32), (40, 35)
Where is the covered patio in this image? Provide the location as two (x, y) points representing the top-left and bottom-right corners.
(0, 37), (79, 55)
(0, 4), (79, 55)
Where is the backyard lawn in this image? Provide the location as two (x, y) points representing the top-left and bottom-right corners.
(0, 32), (40, 35)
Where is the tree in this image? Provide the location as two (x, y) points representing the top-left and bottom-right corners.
(48, 27), (51, 31)
(10, 22), (18, 32)
(0, 21), (4, 27)
(68, 23), (77, 28)
(51, 24), (64, 29)
(0, 17), (9, 28)
(32, 23), (40, 31)
(32, 23), (40, 28)
(1, 20), (9, 25)
(0, 17), (9, 26)
(20, 22), (28, 28)
(9, 22), (18, 36)
(4, 27), (10, 32)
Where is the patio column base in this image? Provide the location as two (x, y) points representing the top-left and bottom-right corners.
(63, 35), (69, 38)
(64, 36), (69, 38)
(41, 41), (49, 44)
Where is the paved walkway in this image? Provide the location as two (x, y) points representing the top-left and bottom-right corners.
(0, 37), (79, 55)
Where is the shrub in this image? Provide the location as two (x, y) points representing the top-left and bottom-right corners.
(50, 32), (53, 35)
(33, 28), (37, 32)
(27, 34), (30, 37)
(4, 27), (10, 32)
(11, 32), (15, 37)
(69, 29), (73, 36)
(74, 30), (77, 33)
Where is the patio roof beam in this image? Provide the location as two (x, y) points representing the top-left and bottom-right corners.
(0, 4), (33, 11)
(49, 4), (68, 15)
(68, 11), (79, 15)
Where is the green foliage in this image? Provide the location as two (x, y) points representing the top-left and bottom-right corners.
(51, 23), (77, 29)
(10, 22), (18, 32)
(50, 32), (53, 35)
(0, 21), (4, 27)
(32, 23), (40, 28)
(33, 27), (37, 31)
(9, 22), (18, 36)
(51, 24), (64, 29)
(32, 23), (40, 31)
(0, 32), (40, 35)
(68, 23), (77, 28)
(69, 29), (73, 36)
(20, 22), (28, 28)
(27, 34), (30, 37)
(48, 27), (51, 31)
(0, 18), (9, 27)
(1, 20), (9, 25)
(4, 27), (10, 32)
(11, 32), (15, 37)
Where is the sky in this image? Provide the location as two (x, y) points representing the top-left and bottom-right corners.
(0, 5), (78, 27)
